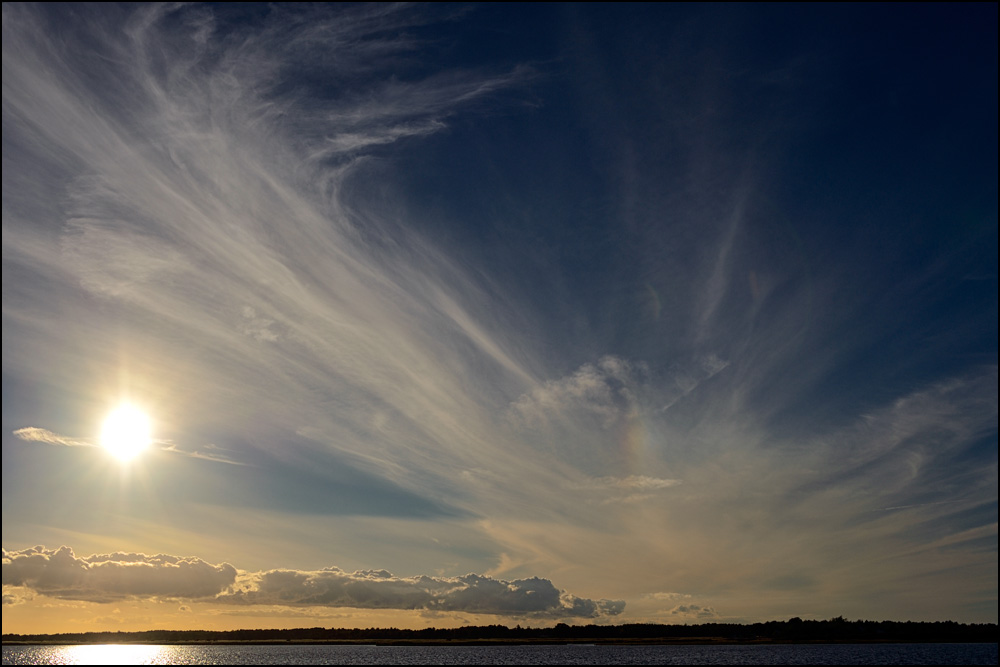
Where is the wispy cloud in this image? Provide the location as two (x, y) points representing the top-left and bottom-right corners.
(2, 3), (544, 509)
(12, 428), (244, 466)
(11, 428), (92, 449)
(571, 475), (682, 505)
(588, 475), (681, 492)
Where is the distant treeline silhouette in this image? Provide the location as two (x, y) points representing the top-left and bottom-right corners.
(3, 618), (996, 644)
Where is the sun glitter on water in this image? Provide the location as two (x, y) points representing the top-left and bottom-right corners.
(100, 403), (152, 462)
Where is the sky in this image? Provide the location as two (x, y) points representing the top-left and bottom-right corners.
(2, 3), (997, 633)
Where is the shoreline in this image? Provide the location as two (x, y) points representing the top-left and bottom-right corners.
(5, 638), (996, 647)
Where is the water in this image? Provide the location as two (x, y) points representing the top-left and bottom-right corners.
(3, 643), (997, 665)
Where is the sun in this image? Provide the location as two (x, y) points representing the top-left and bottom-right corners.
(100, 404), (152, 462)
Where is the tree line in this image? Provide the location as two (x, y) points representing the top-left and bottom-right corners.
(3, 618), (997, 644)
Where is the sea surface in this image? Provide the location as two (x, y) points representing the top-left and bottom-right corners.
(2, 643), (997, 665)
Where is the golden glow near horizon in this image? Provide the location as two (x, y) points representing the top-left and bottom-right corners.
(100, 404), (152, 462)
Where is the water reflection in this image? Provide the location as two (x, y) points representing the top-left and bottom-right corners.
(52, 645), (169, 665)
(2, 643), (997, 665)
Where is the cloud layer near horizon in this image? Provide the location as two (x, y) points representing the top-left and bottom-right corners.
(2, 545), (622, 619)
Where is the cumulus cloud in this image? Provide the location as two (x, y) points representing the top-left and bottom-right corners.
(2, 546), (237, 602)
(508, 356), (647, 430)
(222, 568), (623, 619)
(669, 603), (718, 619)
(2, 586), (34, 606)
(3, 545), (623, 619)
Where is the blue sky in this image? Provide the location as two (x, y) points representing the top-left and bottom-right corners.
(2, 4), (996, 632)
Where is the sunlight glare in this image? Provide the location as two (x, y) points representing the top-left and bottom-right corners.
(61, 644), (169, 665)
(101, 404), (152, 462)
